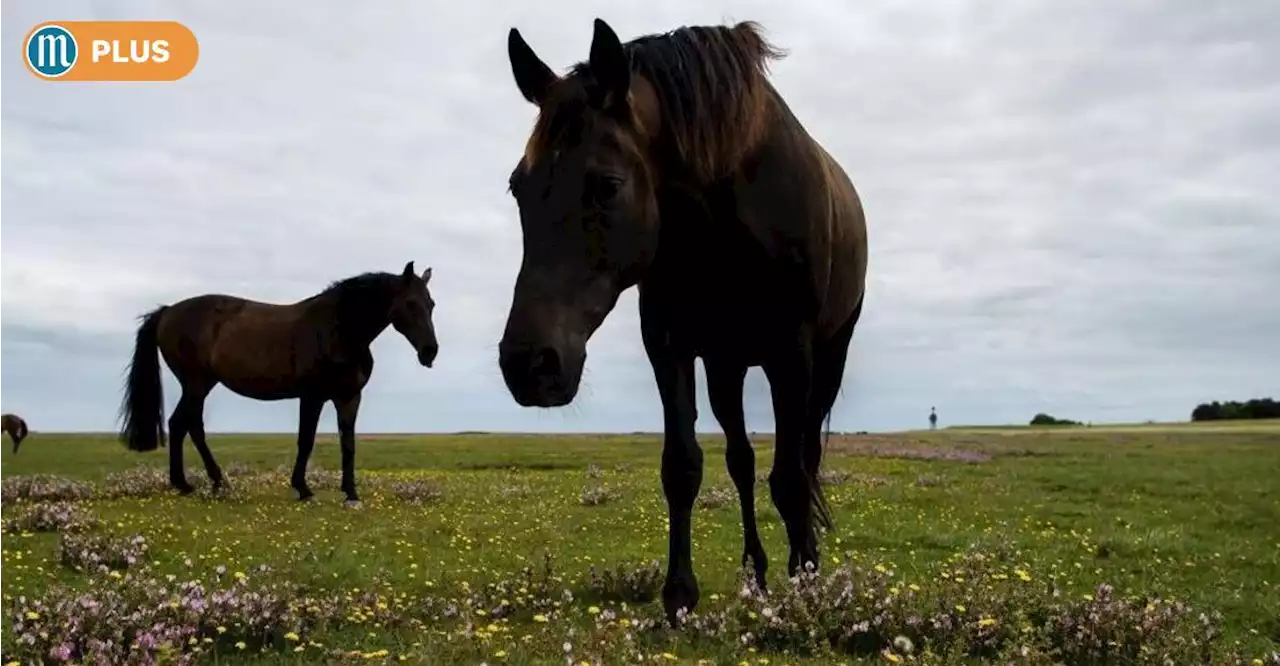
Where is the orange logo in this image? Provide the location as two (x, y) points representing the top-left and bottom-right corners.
(24, 21), (198, 82)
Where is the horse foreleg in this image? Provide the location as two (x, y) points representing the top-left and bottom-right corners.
(643, 325), (703, 627)
(291, 397), (324, 501)
(334, 392), (362, 505)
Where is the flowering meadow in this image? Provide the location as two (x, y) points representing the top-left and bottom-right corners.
(1, 425), (1278, 664)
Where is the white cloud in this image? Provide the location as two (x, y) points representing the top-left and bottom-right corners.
(3, 0), (1278, 433)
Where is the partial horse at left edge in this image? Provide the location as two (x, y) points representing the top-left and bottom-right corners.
(3, 413), (30, 453)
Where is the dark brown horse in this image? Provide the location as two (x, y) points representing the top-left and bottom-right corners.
(118, 262), (439, 503)
(499, 20), (868, 624)
(2, 413), (30, 453)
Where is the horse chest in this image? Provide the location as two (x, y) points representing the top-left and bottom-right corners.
(313, 350), (374, 398)
(644, 247), (782, 362)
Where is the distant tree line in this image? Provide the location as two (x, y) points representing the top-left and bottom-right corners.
(1191, 398), (1280, 422)
(1029, 413), (1081, 427)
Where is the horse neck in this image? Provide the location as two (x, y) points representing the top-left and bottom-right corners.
(343, 316), (392, 349)
(322, 283), (395, 349)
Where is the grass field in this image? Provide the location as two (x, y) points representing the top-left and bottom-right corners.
(2, 423), (1278, 664)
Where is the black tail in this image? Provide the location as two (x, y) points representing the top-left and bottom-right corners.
(119, 306), (168, 452)
(809, 294), (865, 533)
(11, 417), (28, 454)
(810, 410), (835, 532)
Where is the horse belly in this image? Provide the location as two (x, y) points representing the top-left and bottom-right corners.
(208, 324), (304, 400)
(219, 378), (301, 401)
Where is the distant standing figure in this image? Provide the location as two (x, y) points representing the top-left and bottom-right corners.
(2, 413), (30, 453)
(928, 406), (937, 431)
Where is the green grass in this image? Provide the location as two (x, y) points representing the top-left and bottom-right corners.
(3, 423), (1279, 664)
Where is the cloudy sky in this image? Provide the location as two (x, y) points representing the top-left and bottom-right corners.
(2, 0), (1277, 434)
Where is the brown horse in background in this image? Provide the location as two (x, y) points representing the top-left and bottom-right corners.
(500, 20), (868, 624)
(2, 413), (30, 453)
(118, 262), (439, 504)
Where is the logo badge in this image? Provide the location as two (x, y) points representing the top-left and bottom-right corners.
(23, 21), (198, 82)
(25, 24), (78, 79)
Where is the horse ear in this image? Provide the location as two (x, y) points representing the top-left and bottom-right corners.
(588, 18), (630, 110)
(509, 28), (557, 106)
(402, 261), (416, 282)
(421, 266), (433, 284)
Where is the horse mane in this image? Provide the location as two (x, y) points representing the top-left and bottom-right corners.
(549, 21), (785, 184)
(320, 272), (401, 325)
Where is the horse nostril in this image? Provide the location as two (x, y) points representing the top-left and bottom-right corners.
(530, 347), (562, 378)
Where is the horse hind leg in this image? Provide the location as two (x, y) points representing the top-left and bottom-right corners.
(184, 384), (224, 492)
(763, 331), (821, 577)
(168, 394), (195, 494)
(706, 360), (768, 588)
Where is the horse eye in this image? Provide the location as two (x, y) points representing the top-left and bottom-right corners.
(597, 175), (624, 203)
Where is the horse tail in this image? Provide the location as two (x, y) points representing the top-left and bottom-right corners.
(6, 414), (29, 453)
(809, 409), (837, 533)
(119, 306), (168, 452)
(809, 294), (864, 534)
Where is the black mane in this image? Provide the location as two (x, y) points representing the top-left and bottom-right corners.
(323, 272), (400, 327)
(570, 22), (785, 182)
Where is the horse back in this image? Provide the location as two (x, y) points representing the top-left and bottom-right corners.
(156, 294), (316, 392)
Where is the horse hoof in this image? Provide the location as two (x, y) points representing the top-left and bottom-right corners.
(174, 484), (196, 496)
(343, 499), (362, 509)
(662, 576), (700, 628)
(296, 490), (314, 502)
